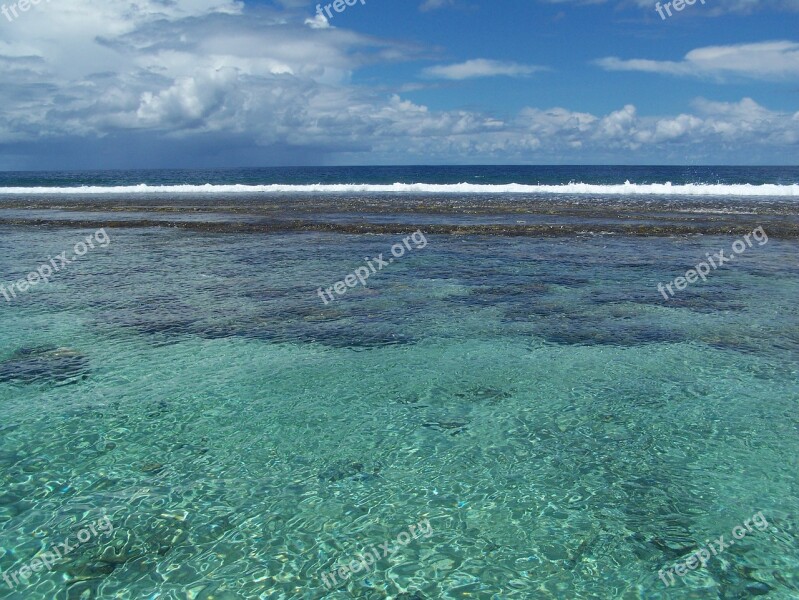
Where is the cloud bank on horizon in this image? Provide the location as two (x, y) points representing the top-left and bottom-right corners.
(0, 0), (797, 168)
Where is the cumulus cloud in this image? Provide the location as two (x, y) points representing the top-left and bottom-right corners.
(350, 97), (799, 164)
(422, 59), (546, 80)
(304, 12), (331, 29)
(596, 41), (799, 81)
(0, 0), (410, 142)
(500, 98), (799, 160)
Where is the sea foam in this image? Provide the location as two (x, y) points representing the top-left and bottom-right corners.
(0, 181), (797, 196)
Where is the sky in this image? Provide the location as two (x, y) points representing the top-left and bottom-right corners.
(0, 0), (797, 169)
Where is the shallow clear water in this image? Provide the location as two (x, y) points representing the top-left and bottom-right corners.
(1, 224), (798, 599)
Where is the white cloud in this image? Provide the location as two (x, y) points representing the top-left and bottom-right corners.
(419, 0), (456, 11)
(596, 41), (799, 81)
(497, 98), (798, 160)
(304, 12), (331, 29)
(422, 59), (546, 80)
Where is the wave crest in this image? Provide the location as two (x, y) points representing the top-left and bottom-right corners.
(0, 181), (798, 196)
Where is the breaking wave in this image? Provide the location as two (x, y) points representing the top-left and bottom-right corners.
(0, 181), (798, 196)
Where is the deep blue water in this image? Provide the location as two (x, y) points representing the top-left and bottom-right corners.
(0, 165), (798, 188)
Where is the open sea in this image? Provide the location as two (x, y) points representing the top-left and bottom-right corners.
(0, 166), (797, 599)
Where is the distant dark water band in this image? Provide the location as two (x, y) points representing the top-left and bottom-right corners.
(3, 218), (799, 238)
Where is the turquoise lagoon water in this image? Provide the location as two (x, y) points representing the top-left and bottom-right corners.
(1, 222), (798, 599)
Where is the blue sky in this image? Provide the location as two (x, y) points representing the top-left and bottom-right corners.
(0, 0), (797, 168)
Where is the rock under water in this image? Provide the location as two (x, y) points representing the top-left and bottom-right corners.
(0, 346), (90, 385)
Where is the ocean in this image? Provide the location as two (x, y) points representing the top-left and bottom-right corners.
(0, 166), (797, 599)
